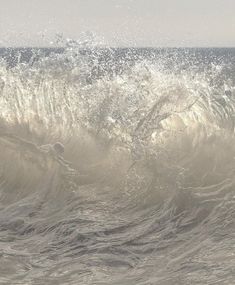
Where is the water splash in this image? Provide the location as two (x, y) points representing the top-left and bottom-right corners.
(0, 47), (234, 284)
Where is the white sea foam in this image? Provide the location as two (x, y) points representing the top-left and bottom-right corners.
(0, 47), (234, 284)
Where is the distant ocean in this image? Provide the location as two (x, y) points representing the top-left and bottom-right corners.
(0, 47), (234, 284)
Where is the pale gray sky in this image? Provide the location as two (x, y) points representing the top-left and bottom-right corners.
(0, 0), (234, 47)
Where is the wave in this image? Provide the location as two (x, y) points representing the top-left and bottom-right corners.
(0, 48), (234, 284)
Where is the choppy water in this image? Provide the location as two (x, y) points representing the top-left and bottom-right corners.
(0, 47), (235, 285)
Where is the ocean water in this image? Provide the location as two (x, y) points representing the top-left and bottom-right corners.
(0, 47), (235, 285)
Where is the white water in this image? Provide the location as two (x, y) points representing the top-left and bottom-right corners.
(0, 48), (234, 284)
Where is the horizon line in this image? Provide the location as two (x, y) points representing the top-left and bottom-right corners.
(0, 46), (235, 49)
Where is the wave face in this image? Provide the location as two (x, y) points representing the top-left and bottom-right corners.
(0, 47), (235, 284)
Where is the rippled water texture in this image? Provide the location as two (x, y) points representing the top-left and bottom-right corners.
(0, 47), (235, 284)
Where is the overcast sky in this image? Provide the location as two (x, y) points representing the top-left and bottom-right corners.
(0, 0), (234, 47)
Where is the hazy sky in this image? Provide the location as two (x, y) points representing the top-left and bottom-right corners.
(0, 0), (234, 47)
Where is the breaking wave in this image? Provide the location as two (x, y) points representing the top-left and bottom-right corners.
(0, 47), (234, 284)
